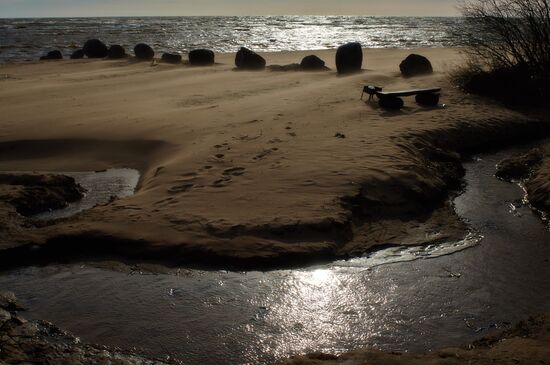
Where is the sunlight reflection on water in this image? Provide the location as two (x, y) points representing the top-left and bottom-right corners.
(0, 16), (468, 61)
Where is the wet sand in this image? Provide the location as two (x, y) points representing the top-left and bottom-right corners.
(1, 47), (549, 268)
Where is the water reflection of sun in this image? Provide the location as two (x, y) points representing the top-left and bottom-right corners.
(305, 269), (334, 286)
(234, 266), (402, 365)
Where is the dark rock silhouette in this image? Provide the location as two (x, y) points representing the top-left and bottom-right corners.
(107, 45), (126, 59)
(189, 49), (215, 65)
(161, 53), (182, 64)
(268, 64), (301, 72)
(70, 49), (84, 59)
(335, 42), (363, 74)
(235, 47), (266, 70)
(40, 50), (63, 60)
(400, 54), (433, 77)
(83, 39), (108, 58)
(300, 55), (327, 70)
(134, 43), (155, 60)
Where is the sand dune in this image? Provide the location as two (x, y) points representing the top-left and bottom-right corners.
(0, 48), (548, 267)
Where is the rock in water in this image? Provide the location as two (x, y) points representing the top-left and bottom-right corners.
(161, 53), (182, 64)
(70, 49), (85, 59)
(335, 42), (362, 74)
(134, 43), (155, 60)
(40, 50), (63, 60)
(400, 54), (433, 77)
(189, 49), (215, 65)
(83, 39), (108, 58)
(107, 45), (126, 59)
(300, 55), (327, 70)
(235, 47), (266, 70)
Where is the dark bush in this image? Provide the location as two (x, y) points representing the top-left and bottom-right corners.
(456, 0), (550, 106)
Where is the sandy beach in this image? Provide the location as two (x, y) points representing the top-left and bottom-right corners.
(1, 45), (550, 365)
(1, 47), (549, 268)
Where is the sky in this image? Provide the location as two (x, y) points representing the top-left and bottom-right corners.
(1, 0), (460, 18)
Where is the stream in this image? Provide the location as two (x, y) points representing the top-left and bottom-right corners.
(1, 146), (549, 365)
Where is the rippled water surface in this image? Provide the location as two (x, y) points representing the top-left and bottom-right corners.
(1, 146), (550, 365)
(0, 16), (468, 61)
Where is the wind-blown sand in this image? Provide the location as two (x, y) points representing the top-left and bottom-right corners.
(0, 48), (548, 268)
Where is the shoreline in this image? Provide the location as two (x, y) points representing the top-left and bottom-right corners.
(277, 313), (550, 365)
(1, 47), (549, 272)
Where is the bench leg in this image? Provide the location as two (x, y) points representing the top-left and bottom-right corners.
(378, 96), (404, 110)
(416, 93), (440, 106)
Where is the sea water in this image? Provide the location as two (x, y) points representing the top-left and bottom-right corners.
(0, 16), (468, 62)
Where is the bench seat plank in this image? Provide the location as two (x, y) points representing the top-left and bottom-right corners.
(377, 87), (441, 97)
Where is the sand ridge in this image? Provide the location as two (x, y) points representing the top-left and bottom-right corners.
(0, 48), (548, 267)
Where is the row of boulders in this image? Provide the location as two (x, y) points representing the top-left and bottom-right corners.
(40, 39), (433, 77)
(40, 39), (216, 65)
(234, 43), (362, 73)
(230, 43), (432, 77)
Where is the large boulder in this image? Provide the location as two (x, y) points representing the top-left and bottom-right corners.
(335, 42), (362, 74)
(399, 54), (433, 77)
(107, 45), (126, 59)
(70, 49), (84, 59)
(161, 53), (182, 64)
(300, 55), (327, 70)
(134, 43), (154, 60)
(189, 49), (215, 66)
(235, 47), (266, 70)
(40, 50), (63, 60)
(83, 39), (108, 58)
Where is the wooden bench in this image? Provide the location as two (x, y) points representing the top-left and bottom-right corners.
(361, 85), (441, 109)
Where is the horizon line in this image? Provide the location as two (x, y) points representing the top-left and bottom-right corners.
(1, 14), (463, 20)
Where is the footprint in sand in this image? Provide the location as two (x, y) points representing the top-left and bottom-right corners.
(273, 113), (285, 121)
(153, 166), (165, 177)
(168, 173), (199, 193)
(154, 197), (176, 205)
(253, 148), (278, 160)
(223, 167), (246, 176)
(168, 183), (195, 193)
(179, 172), (198, 177)
(211, 176), (231, 188)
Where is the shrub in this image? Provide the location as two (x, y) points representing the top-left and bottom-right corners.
(455, 0), (550, 105)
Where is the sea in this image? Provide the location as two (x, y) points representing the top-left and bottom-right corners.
(0, 16), (468, 62)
